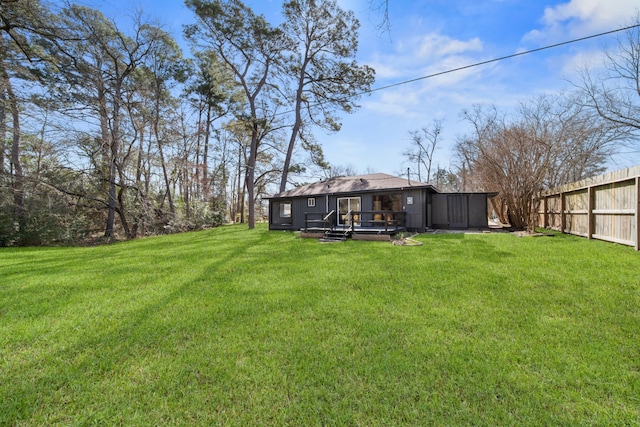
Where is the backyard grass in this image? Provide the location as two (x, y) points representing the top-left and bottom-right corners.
(1, 224), (639, 426)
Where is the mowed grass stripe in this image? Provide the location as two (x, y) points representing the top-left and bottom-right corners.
(1, 225), (638, 425)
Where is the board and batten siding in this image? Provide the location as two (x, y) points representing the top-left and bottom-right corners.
(431, 193), (490, 229)
(402, 188), (428, 232)
(537, 165), (640, 250)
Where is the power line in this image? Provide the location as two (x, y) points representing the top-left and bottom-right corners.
(272, 23), (639, 118)
(365, 23), (640, 95)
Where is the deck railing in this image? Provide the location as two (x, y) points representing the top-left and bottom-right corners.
(303, 210), (335, 231)
(352, 211), (406, 232)
(304, 210), (406, 232)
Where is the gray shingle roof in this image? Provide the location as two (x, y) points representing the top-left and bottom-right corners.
(270, 173), (436, 198)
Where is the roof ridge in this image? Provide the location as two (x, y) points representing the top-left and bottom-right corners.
(270, 172), (433, 198)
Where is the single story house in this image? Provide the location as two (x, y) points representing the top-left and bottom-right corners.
(266, 173), (496, 239)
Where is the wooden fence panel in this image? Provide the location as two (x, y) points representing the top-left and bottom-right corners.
(592, 180), (636, 246)
(536, 166), (640, 250)
(545, 194), (562, 230)
(564, 190), (589, 237)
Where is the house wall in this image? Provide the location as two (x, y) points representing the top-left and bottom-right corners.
(468, 194), (490, 228)
(431, 194), (449, 228)
(431, 193), (490, 229)
(403, 188), (428, 232)
(269, 190), (490, 232)
(292, 197), (324, 229)
(327, 189), (429, 232)
(269, 200), (293, 230)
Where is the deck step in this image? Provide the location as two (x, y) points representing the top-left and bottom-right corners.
(319, 230), (350, 242)
(318, 237), (346, 243)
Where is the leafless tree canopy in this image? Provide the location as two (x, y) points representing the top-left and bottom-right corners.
(455, 95), (625, 231)
(404, 119), (442, 183)
(368, 0), (390, 34)
(575, 18), (640, 139)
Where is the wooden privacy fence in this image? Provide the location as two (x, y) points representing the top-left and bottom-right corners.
(536, 165), (640, 251)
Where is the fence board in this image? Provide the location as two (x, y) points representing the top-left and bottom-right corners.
(536, 166), (640, 250)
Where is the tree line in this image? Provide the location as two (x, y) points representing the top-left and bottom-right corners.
(0, 0), (373, 245)
(2, 0), (639, 245)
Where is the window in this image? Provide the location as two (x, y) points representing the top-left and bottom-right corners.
(307, 197), (316, 207)
(373, 194), (402, 211)
(279, 202), (292, 218)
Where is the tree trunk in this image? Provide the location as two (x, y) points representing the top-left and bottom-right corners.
(0, 88), (5, 174)
(246, 121), (260, 229)
(234, 139), (243, 223)
(0, 60), (25, 226)
(117, 184), (132, 238)
(104, 97), (120, 238)
(153, 94), (175, 217)
(280, 58), (309, 193)
(100, 75), (116, 237)
(202, 103), (211, 198)
(157, 137), (175, 216)
(132, 125), (147, 238)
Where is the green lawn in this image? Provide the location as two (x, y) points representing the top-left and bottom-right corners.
(1, 225), (639, 426)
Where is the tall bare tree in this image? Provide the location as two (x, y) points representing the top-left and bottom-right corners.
(0, 0), (53, 240)
(0, 40), (24, 221)
(575, 18), (640, 141)
(49, 6), (168, 238)
(404, 119), (442, 183)
(137, 29), (188, 218)
(278, 0), (375, 192)
(188, 50), (240, 200)
(455, 95), (623, 231)
(185, 0), (288, 229)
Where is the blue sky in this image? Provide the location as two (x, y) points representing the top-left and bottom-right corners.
(81, 0), (640, 177)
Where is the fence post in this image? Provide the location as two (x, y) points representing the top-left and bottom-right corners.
(560, 191), (566, 234)
(588, 186), (594, 240)
(636, 177), (640, 251)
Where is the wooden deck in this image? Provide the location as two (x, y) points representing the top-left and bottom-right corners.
(301, 225), (406, 241)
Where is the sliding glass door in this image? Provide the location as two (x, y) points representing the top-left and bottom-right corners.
(337, 197), (361, 226)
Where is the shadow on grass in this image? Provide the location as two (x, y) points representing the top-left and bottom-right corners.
(1, 226), (272, 423)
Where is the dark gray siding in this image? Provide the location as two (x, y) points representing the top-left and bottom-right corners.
(292, 196), (324, 229)
(468, 194), (489, 228)
(403, 188), (427, 232)
(269, 190), (488, 231)
(326, 190), (429, 232)
(269, 200), (293, 230)
(431, 194), (449, 228)
(431, 193), (490, 229)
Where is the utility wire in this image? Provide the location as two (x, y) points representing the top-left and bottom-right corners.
(365, 23), (640, 95)
(273, 23), (640, 117)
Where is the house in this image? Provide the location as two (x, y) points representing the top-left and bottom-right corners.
(266, 173), (496, 240)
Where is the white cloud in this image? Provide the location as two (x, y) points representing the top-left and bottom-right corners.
(526, 0), (638, 41)
(518, 0), (638, 92)
(414, 34), (483, 59)
(367, 32), (485, 81)
(543, 0), (637, 28)
(558, 48), (608, 75)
